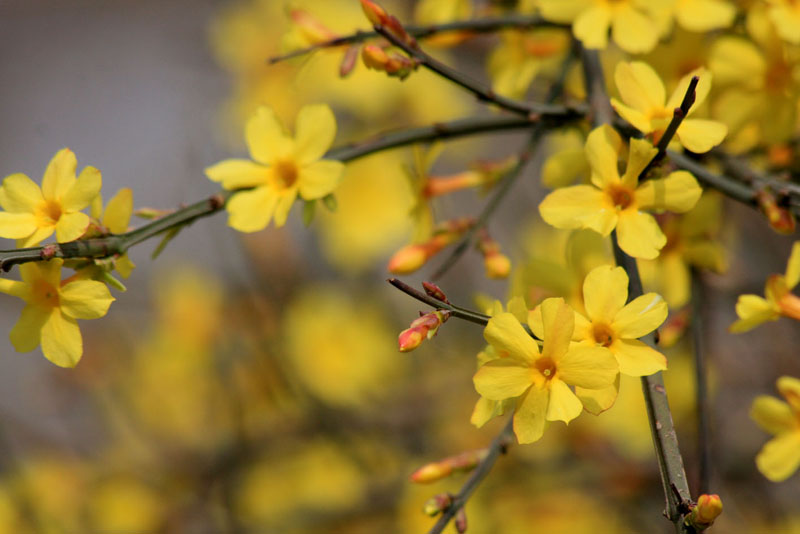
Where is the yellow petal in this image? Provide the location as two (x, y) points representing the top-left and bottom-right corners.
(272, 190), (297, 227)
(484, 312), (539, 364)
(205, 159), (268, 190)
(612, 339), (667, 376)
(0, 212), (37, 239)
(473, 359), (532, 400)
(666, 68), (713, 112)
(55, 212), (90, 243)
(539, 185), (617, 235)
(756, 432), (800, 482)
(470, 397), (509, 428)
(527, 307), (544, 339)
(245, 106), (293, 164)
(614, 61), (666, 116)
(676, 0), (735, 32)
(777, 376), (800, 413)
(576, 376), (619, 415)
(538, 0), (587, 22)
(613, 292), (667, 339)
(610, 99), (653, 134)
(585, 125), (623, 189)
(103, 188), (133, 234)
(677, 119), (728, 153)
(558, 346), (618, 388)
(784, 242), (800, 289)
(540, 297), (574, 362)
(621, 137), (657, 189)
(635, 171), (702, 213)
(658, 252), (692, 308)
(62, 166), (101, 212)
(583, 265), (628, 322)
(617, 210), (666, 259)
(768, 6), (800, 46)
(751, 396), (796, 435)
(1, 173), (43, 212)
(730, 295), (779, 333)
(611, 6), (659, 54)
(546, 379), (583, 423)
(542, 148), (589, 189)
(226, 187), (278, 233)
(40, 309), (83, 368)
(709, 37), (765, 88)
(60, 280), (115, 320)
(41, 148), (77, 201)
(513, 386), (548, 443)
(116, 254), (135, 279)
(298, 160), (344, 200)
(20, 226), (54, 248)
(9, 304), (50, 352)
(294, 104), (337, 165)
(0, 278), (29, 299)
(574, 6), (611, 49)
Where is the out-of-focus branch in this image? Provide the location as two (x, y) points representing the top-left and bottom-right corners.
(691, 268), (712, 495)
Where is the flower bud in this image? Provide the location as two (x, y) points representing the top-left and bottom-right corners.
(361, 44), (390, 70)
(397, 310), (450, 352)
(422, 281), (449, 303)
(423, 493), (452, 516)
(289, 8), (337, 44)
(360, 0), (388, 26)
(388, 244), (428, 274)
(757, 189), (795, 234)
(410, 448), (488, 483)
(455, 507), (468, 533)
(687, 494), (723, 529)
(484, 251), (511, 279)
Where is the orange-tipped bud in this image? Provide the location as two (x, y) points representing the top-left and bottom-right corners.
(687, 494), (723, 529)
(398, 327), (425, 352)
(411, 462), (452, 483)
(410, 448), (488, 483)
(360, 0), (388, 26)
(484, 251), (511, 279)
(361, 44), (417, 79)
(422, 281), (449, 303)
(289, 8), (338, 44)
(388, 219), (473, 274)
(423, 171), (483, 197)
(757, 189), (796, 234)
(423, 493), (452, 517)
(398, 310), (450, 352)
(361, 44), (390, 70)
(455, 507), (468, 533)
(388, 244), (428, 274)
(657, 308), (690, 348)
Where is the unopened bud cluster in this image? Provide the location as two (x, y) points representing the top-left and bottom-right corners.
(398, 310), (451, 352)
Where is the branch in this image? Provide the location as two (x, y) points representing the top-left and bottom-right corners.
(268, 14), (566, 64)
(427, 416), (514, 534)
(373, 24), (586, 120)
(691, 268), (712, 495)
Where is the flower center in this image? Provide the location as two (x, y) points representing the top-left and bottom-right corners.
(273, 159), (299, 190)
(36, 199), (63, 224)
(607, 185), (634, 210)
(32, 279), (59, 309)
(534, 356), (557, 381)
(592, 323), (615, 347)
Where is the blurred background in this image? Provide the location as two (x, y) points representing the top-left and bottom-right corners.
(0, 0), (799, 532)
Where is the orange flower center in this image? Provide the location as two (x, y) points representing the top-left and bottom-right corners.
(32, 278), (60, 309)
(592, 323), (615, 347)
(36, 199), (63, 224)
(607, 185), (634, 209)
(273, 159), (299, 190)
(535, 356), (557, 381)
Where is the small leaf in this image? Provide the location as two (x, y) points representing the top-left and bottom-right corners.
(322, 193), (337, 212)
(303, 200), (316, 226)
(151, 226), (182, 260)
(100, 270), (127, 292)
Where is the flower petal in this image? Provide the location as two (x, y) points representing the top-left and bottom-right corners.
(0, 278), (29, 299)
(756, 432), (800, 482)
(61, 166), (101, 212)
(539, 185), (617, 235)
(616, 210), (666, 259)
(614, 61), (665, 116)
(610, 99), (653, 134)
(473, 358), (532, 401)
(60, 280), (115, 319)
(1, 173), (43, 213)
(205, 159), (269, 190)
(750, 396), (795, 435)
(0, 212), (37, 239)
(677, 119), (728, 153)
(42, 148), (77, 201)
(272, 189), (297, 227)
(613, 292), (667, 339)
(667, 68), (713, 112)
(540, 297), (575, 362)
(611, 6), (659, 54)
(730, 295), (779, 333)
(245, 107), (293, 163)
(513, 386), (548, 443)
(612, 339), (667, 376)
(226, 186), (278, 233)
(40, 310), (83, 368)
(20, 226), (54, 248)
(9, 304), (50, 353)
(298, 160), (344, 200)
(583, 265), (628, 322)
(294, 104), (337, 165)
(777, 376), (800, 414)
(785, 242), (800, 290)
(546, 379), (583, 423)
(55, 212), (90, 243)
(573, 6), (611, 49)
(585, 125), (623, 189)
(470, 397), (510, 428)
(676, 0), (735, 32)
(484, 312), (539, 364)
(558, 346), (618, 388)
(621, 137), (657, 189)
(576, 376), (619, 415)
(102, 188), (133, 234)
(635, 171), (702, 213)
(542, 148), (589, 189)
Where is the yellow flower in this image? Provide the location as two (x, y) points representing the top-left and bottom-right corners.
(611, 62), (728, 153)
(750, 376), (800, 481)
(669, 0), (736, 33)
(730, 242), (800, 333)
(765, 0), (800, 45)
(0, 148), (101, 247)
(539, 125), (703, 259)
(473, 298), (618, 444)
(538, 0), (667, 54)
(0, 259), (114, 367)
(530, 265), (668, 413)
(85, 188), (136, 280)
(206, 104), (345, 232)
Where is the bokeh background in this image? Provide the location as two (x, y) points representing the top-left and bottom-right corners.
(0, 0), (799, 532)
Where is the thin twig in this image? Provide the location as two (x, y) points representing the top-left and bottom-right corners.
(667, 151), (757, 207)
(427, 416), (514, 534)
(690, 268), (712, 495)
(373, 24), (586, 120)
(268, 14), (566, 64)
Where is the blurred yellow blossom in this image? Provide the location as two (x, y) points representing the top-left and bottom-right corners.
(206, 104), (344, 231)
(539, 125), (702, 259)
(750, 376), (800, 481)
(765, 0), (800, 45)
(0, 259), (114, 367)
(488, 28), (571, 99)
(0, 148), (101, 247)
(86, 476), (164, 533)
